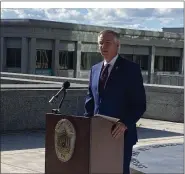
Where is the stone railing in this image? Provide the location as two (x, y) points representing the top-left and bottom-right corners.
(1, 83), (183, 132)
(1, 72), (184, 86)
(1, 72), (88, 84)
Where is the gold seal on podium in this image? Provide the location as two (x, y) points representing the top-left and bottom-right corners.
(55, 119), (76, 162)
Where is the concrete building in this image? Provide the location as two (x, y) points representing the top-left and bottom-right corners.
(1, 19), (184, 83)
(162, 27), (184, 34)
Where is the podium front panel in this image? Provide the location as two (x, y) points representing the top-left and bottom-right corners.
(45, 114), (91, 174)
(90, 116), (124, 174)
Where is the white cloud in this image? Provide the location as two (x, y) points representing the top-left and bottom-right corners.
(115, 9), (127, 18)
(14, 9), (27, 18)
(155, 8), (173, 14)
(44, 8), (82, 20)
(158, 18), (174, 25)
(1, 8), (184, 31)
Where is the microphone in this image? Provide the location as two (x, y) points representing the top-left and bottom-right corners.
(49, 81), (70, 114)
(49, 81), (70, 104)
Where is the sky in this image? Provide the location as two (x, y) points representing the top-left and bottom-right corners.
(1, 8), (184, 31)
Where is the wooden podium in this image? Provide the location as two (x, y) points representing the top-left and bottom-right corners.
(45, 113), (124, 174)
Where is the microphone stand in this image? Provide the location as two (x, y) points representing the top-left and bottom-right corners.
(49, 86), (65, 104)
(52, 89), (67, 114)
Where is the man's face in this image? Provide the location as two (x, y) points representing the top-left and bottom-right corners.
(98, 32), (119, 61)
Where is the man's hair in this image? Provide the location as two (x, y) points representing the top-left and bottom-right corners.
(98, 30), (120, 41)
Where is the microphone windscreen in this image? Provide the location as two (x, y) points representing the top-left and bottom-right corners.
(63, 81), (70, 89)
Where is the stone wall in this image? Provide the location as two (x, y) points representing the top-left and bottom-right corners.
(143, 74), (184, 86)
(0, 88), (86, 132)
(1, 84), (183, 132)
(144, 84), (183, 122)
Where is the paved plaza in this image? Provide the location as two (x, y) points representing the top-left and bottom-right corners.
(1, 118), (184, 174)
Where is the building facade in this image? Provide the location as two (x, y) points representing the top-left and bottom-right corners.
(1, 19), (184, 83)
(162, 27), (184, 34)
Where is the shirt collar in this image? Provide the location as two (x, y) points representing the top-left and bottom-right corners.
(103, 54), (118, 67)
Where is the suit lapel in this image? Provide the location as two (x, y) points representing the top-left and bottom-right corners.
(94, 55), (123, 95)
(105, 55), (122, 89)
(94, 61), (103, 95)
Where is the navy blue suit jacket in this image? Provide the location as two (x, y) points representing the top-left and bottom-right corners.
(84, 55), (146, 145)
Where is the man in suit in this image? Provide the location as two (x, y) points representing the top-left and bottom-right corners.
(84, 30), (146, 174)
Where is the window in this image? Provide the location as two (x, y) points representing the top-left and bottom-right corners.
(81, 52), (103, 70)
(163, 56), (180, 71)
(121, 54), (133, 61)
(59, 51), (74, 70)
(36, 49), (52, 69)
(135, 55), (148, 70)
(154, 56), (160, 71)
(6, 48), (21, 68)
(121, 54), (148, 70)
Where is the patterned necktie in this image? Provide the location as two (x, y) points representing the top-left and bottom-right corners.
(99, 64), (110, 92)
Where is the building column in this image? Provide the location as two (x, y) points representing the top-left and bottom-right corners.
(158, 56), (164, 71)
(52, 39), (59, 76)
(21, 37), (28, 74)
(179, 48), (184, 74)
(28, 38), (36, 74)
(1, 37), (7, 71)
(75, 41), (82, 78)
(1, 37), (4, 71)
(133, 55), (137, 62)
(148, 46), (155, 83)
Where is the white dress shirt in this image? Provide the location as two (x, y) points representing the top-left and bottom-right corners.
(103, 54), (119, 77)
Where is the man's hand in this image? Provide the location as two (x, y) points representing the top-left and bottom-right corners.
(111, 121), (127, 139)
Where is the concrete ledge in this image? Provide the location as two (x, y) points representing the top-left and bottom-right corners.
(1, 19), (183, 40)
(1, 72), (184, 86)
(1, 77), (65, 84)
(1, 72), (89, 84)
(144, 84), (184, 93)
(1, 84), (88, 90)
(1, 83), (183, 132)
